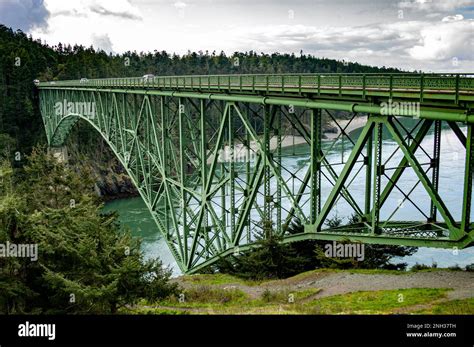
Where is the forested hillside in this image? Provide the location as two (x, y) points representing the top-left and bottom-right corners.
(0, 24), (401, 197)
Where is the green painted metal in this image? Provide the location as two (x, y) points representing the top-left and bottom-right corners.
(37, 73), (474, 273)
(371, 122), (382, 234)
(310, 108), (322, 225)
(39, 73), (474, 105)
(462, 125), (473, 233)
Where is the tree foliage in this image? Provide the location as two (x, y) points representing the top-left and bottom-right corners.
(0, 148), (178, 314)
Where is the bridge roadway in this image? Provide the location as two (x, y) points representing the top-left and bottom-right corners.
(38, 73), (474, 273)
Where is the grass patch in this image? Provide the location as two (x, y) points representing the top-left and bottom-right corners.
(157, 285), (249, 309)
(130, 287), (454, 315)
(258, 288), (321, 304)
(304, 288), (451, 314)
(121, 307), (189, 315)
(413, 298), (474, 314)
(135, 286), (322, 313)
(180, 273), (261, 286)
(181, 286), (248, 304)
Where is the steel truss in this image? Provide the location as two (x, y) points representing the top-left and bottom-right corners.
(38, 74), (474, 273)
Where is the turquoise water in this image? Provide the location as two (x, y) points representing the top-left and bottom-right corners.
(103, 122), (474, 276)
(103, 197), (180, 275)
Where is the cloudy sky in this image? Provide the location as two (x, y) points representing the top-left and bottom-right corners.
(0, 0), (473, 72)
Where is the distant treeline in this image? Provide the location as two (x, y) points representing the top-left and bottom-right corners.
(0, 24), (402, 155)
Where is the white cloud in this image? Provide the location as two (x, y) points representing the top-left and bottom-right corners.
(234, 22), (420, 56)
(227, 18), (473, 71)
(398, 0), (473, 11)
(24, 0), (474, 73)
(31, 0), (144, 53)
(408, 19), (473, 60)
(92, 33), (114, 54)
(46, 0), (142, 20)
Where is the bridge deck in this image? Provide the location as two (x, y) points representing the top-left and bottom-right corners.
(38, 73), (474, 105)
(38, 73), (474, 272)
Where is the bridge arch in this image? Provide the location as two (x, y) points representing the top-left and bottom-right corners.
(38, 74), (474, 273)
(51, 112), (186, 264)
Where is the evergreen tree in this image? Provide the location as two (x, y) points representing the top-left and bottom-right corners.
(0, 148), (178, 314)
(211, 221), (309, 280)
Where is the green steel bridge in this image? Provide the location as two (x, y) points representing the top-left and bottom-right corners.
(37, 73), (474, 273)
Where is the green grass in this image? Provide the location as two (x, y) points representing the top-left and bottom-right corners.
(180, 273), (262, 286)
(157, 286), (249, 309)
(139, 286), (322, 313)
(413, 298), (474, 314)
(304, 288), (450, 314)
(132, 287), (452, 315)
(122, 307), (189, 315)
(256, 288), (321, 305)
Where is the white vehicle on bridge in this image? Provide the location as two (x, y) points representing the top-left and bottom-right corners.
(142, 74), (155, 82)
(80, 78), (88, 83)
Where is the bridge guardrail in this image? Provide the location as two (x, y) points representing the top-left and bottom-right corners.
(37, 73), (474, 103)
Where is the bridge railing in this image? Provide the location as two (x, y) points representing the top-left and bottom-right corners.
(38, 73), (474, 102)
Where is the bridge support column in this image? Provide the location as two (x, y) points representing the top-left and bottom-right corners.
(371, 121), (383, 234)
(161, 96), (170, 238)
(178, 97), (188, 266)
(245, 104), (252, 243)
(276, 106), (282, 235)
(430, 120), (441, 222)
(220, 101), (227, 249)
(48, 146), (68, 163)
(263, 104), (272, 238)
(364, 117), (373, 222)
(310, 108), (322, 225)
(461, 124), (473, 233)
(229, 103), (236, 242)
